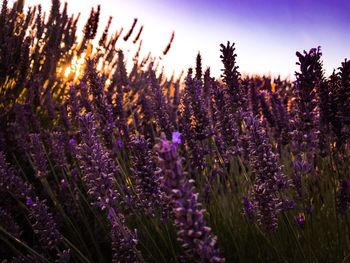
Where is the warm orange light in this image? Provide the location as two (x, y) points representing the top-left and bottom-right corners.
(64, 67), (71, 78)
(63, 53), (86, 80)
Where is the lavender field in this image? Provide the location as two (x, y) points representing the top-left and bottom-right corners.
(1, 0), (350, 262)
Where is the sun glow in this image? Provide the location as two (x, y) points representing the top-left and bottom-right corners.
(63, 53), (86, 80)
(64, 67), (71, 78)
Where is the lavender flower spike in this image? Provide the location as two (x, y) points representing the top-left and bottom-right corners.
(172, 131), (182, 146)
(76, 113), (140, 262)
(244, 114), (292, 231)
(27, 197), (61, 251)
(155, 135), (225, 263)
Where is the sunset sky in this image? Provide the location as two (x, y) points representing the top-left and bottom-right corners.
(22, 0), (350, 79)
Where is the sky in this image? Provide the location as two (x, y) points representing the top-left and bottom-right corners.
(22, 0), (350, 79)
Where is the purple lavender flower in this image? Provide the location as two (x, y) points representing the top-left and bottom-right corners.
(59, 103), (72, 131)
(112, 50), (129, 138)
(184, 71), (211, 140)
(242, 196), (255, 223)
(179, 91), (203, 170)
(149, 67), (173, 138)
(130, 135), (164, 216)
(85, 60), (117, 146)
(109, 208), (140, 263)
(220, 41), (241, 112)
(43, 88), (57, 120)
(78, 78), (93, 113)
(210, 81), (241, 163)
(336, 59), (350, 128)
(26, 196), (34, 206)
(76, 113), (140, 261)
(9, 104), (32, 154)
(244, 114), (292, 231)
(290, 47), (324, 170)
(155, 135), (225, 262)
(0, 151), (32, 199)
(178, 70), (208, 171)
(292, 158), (311, 198)
(67, 83), (81, 124)
(28, 197), (61, 251)
(117, 138), (123, 149)
(259, 91), (275, 128)
(76, 113), (120, 210)
(295, 212), (305, 228)
(49, 131), (68, 171)
(29, 133), (49, 179)
(172, 131), (182, 146)
(248, 80), (260, 118)
(269, 90), (291, 145)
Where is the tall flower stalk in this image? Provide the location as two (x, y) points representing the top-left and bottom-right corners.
(76, 113), (140, 262)
(244, 114), (292, 231)
(155, 135), (225, 262)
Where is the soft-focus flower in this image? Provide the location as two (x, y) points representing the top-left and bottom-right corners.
(171, 131), (182, 145)
(69, 138), (76, 146)
(29, 133), (49, 179)
(242, 196), (255, 222)
(117, 138), (123, 149)
(26, 196), (33, 206)
(295, 212), (305, 228)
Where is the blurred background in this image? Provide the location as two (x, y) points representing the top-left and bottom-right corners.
(22, 0), (350, 79)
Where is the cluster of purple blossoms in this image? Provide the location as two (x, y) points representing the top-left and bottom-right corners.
(149, 66), (173, 138)
(0, 151), (62, 254)
(155, 135), (225, 262)
(244, 114), (292, 231)
(178, 69), (211, 171)
(185, 70), (211, 141)
(242, 196), (255, 223)
(29, 133), (49, 179)
(76, 113), (119, 210)
(26, 196), (61, 251)
(220, 41), (241, 113)
(130, 135), (163, 216)
(290, 47), (324, 164)
(292, 158), (311, 198)
(327, 60), (350, 147)
(210, 80), (241, 163)
(0, 151), (33, 199)
(269, 90), (291, 145)
(108, 208), (140, 263)
(76, 113), (140, 262)
(48, 131), (69, 172)
(86, 60), (117, 146)
(295, 212), (306, 228)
